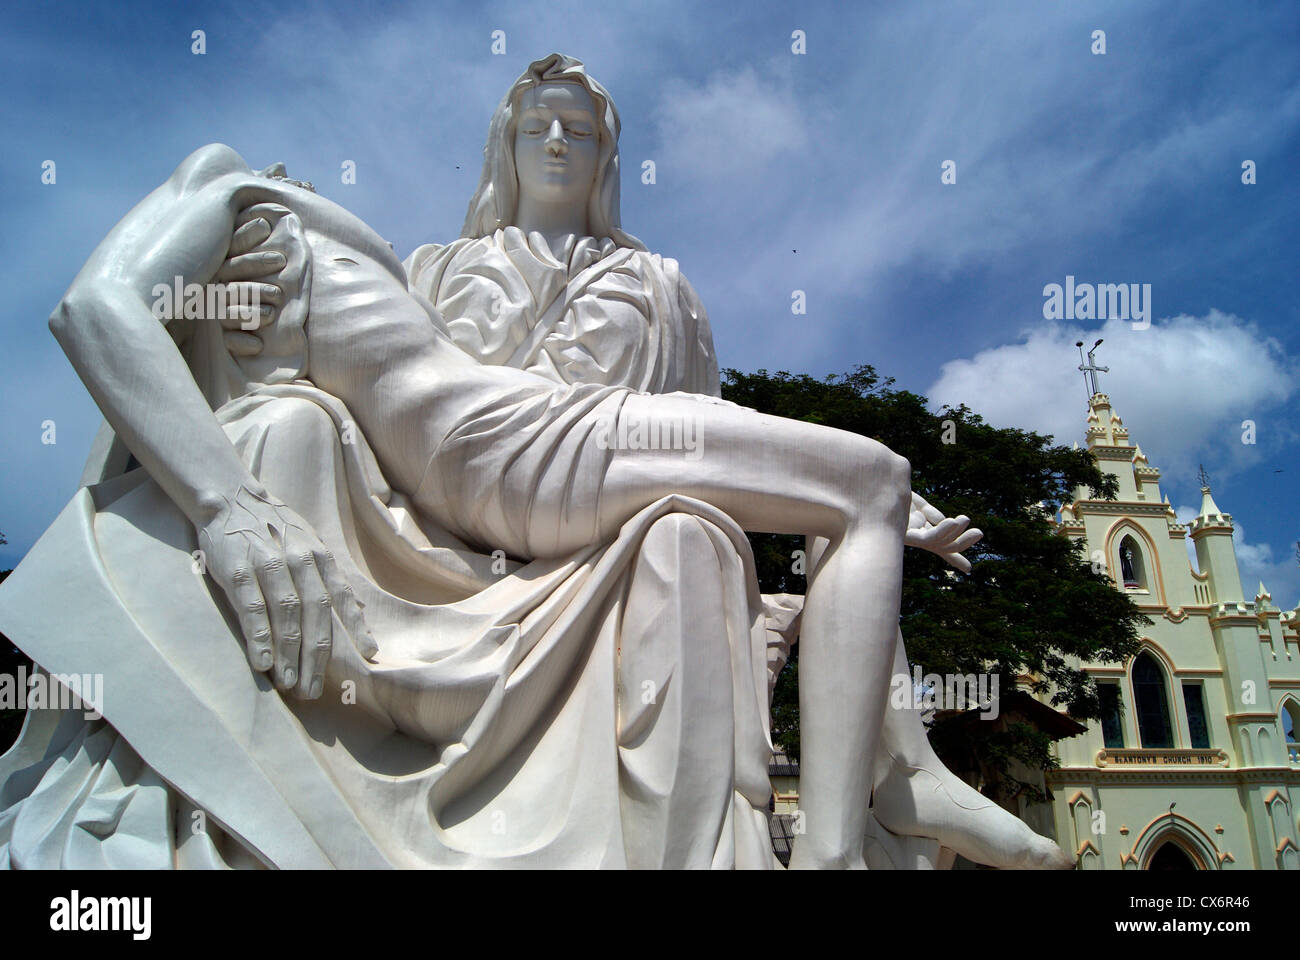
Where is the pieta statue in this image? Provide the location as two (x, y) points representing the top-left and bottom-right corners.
(0, 53), (1069, 870)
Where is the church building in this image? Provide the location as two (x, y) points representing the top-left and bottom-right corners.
(1045, 390), (1300, 869)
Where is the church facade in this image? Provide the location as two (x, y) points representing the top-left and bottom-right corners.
(1045, 392), (1300, 869)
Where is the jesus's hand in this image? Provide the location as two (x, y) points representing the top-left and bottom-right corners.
(904, 492), (982, 573)
(196, 486), (378, 700)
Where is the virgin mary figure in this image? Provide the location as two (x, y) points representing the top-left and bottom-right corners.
(405, 55), (718, 397)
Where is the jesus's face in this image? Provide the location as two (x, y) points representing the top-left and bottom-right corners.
(513, 82), (600, 210)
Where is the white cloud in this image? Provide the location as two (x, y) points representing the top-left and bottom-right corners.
(1233, 522), (1300, 611)
(926, 310), (1294, 477)
(652, 65), (810, 184)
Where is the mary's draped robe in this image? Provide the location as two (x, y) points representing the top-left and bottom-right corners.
(0, 147), (778, 868)
(404, 227), (720, 396)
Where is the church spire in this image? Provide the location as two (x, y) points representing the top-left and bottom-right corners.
(1195, 474), (1230, 527)
(1188, 476), (1243, 603)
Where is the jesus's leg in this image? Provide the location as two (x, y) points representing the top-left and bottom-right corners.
(589, 392), (912, 868)
(800, 536), (1072, 869)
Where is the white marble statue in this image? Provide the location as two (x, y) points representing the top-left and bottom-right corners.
(0, 53), (1070, 870)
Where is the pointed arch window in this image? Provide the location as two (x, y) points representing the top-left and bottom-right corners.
(1283, 700), (1299, 763)
(1132, 652), (1173, 748)
(1118, 535), (1147, 590)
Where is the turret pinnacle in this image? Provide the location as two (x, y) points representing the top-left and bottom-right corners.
(1084, 393), (1128, 449)
(1188, 481), (1243, 602)
(1198, 485), (1227, 523)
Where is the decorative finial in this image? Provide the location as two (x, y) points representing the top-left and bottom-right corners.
(1197, 463), (1211, 489)
(1075, 339), (1108, 399)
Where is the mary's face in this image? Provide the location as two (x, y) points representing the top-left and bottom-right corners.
(513, 82), (600, 210)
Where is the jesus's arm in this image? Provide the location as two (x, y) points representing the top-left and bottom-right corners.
(49, 144), (374, 701)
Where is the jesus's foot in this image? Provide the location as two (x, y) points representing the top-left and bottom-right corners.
(871, 754), (1074, 869)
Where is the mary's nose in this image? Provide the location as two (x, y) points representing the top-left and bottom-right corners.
(544, 118), (567, 156)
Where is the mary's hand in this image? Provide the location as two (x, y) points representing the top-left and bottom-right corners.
(213, 200), (310, 356)
(197, 485), (378, 700)
(904, 491), (982, 573)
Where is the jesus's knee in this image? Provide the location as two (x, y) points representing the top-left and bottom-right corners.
(856, 440), (911, 518)
(815, 435), (910, 530)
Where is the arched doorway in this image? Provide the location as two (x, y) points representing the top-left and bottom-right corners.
(1147, 840), (1200, 870)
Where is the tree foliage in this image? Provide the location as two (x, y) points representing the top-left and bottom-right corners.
(720, 366), (1148, 800)
(0, 562), (28, 754)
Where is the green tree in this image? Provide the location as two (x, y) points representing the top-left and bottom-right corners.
(1, 530), (32, 753)
(720, 366), (1147, 802)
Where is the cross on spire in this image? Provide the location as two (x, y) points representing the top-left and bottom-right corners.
(1198, 463), (1212, 489)
(1075, 339), (1108, 398)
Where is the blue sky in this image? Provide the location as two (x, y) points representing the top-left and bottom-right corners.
(2, 0), (1297, 603)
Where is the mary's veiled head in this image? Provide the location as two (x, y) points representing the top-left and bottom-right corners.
(461, 53), (644, 250)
